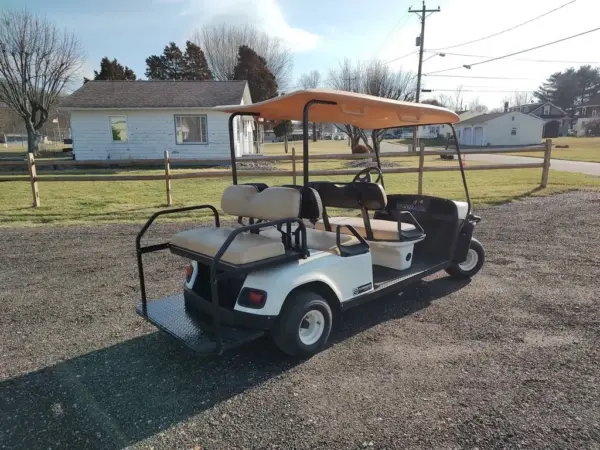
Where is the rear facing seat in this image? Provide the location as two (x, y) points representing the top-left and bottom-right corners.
(170, 185), (302, 265)
(169, 184), (359, 264)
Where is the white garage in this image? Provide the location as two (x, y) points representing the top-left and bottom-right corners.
(456, 111), (544, 147)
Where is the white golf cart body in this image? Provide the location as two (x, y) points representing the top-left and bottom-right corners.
(135, 89), (483, 356)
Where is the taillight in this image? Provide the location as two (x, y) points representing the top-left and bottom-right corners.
(248, 290), (265, 306)
(185, 264), (193, 282)
(238, 288), (267, 309)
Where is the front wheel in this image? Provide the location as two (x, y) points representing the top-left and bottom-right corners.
(445, 238), (485, 279)
(272, 290), (332, 357)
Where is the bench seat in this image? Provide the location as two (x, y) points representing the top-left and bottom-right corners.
(170, 227), (285, 265)
(316, 216), (416, 241)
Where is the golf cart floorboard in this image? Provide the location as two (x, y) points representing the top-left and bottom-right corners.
(136, 295), (265, 354)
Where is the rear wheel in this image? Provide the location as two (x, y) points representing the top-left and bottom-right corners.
(445, 238), (485, 279)
(272, 290), (332, 357)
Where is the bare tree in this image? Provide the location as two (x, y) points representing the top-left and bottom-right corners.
(0, 10), (84, 154)
(506, 91), (534, 108)
(297, 70), (322, 141)
(328, 59), (416, 152)
(468, 97), (489, 113)
(327, 59), (364, 149)
(193, 24), (293, 90)
(361, 60), (416, 148)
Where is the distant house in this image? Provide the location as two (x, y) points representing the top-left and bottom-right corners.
(455, 111), (544, 147)
(573, 95), (600, 136)
(418, 110), (480, 139)
(508, 102), (568, 138)
(59, 80), (255, 161)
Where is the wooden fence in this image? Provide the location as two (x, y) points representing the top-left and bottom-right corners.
(0, 139), (553, 208)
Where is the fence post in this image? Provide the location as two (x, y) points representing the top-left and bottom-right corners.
(541, 139), (552, 188)
(27, 153), (40, 208)
(418, 141), (425, 195)
(291, 147), (297, 185)
(164, 150), (172, 206)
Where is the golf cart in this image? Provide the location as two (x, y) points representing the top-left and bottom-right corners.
(136, 89), (484, 357)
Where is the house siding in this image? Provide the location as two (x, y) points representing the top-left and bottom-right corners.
(456, 112), (542, 146)
(483, 113), (543, 145)
(71, 109), (240, 161)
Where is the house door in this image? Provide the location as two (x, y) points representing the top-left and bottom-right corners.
(543, 120), (560, 138)
(463, 127), (472, 145)
(473, 127), (483, 146)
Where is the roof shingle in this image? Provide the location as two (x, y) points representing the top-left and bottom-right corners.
(60, 80), (248, 109)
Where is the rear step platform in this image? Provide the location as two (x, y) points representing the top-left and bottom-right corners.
(136, 295), (265, 354)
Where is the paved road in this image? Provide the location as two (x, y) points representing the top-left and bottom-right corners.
(380, 142), (600, 176)
(464, 153), (600, 176)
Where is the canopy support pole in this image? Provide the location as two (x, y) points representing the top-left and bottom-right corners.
(372, 129), (384, 188)
(229, 112), (260, 185)
(302, 100), (337, 186)
(450, 124), (472, 216)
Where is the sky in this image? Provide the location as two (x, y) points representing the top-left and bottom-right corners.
(4, 0), (600, 109)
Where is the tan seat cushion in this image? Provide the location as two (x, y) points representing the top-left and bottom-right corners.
(316, 216), (416, 241)
(260, 227), (358, 256)
(170, 227), (285, 265)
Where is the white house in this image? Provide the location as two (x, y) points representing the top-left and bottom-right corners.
(418, 110), (481, 139)
(455, 111), (544, 147)
(59, 80), (256, 161)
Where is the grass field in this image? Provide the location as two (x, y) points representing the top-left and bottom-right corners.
(519, 137), (600, 163)
(0, 141), (71, 160)
(2, 138), (599, 227)
(2, 166), (599, 227)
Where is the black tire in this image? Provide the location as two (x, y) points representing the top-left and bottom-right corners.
(445, 238), (485, 279)
(272, 290), (333, 357)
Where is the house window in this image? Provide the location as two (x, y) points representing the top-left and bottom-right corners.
(582, 107), (587, 116)
(109, 116), (128, 142)
(593, 110), (598, 118)
(543, 105), (550, 115)
(175, 115), (208, 144)
(511, 127), (517, 135)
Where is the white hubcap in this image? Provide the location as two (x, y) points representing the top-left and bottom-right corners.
(459, 248), (479, 272)
(298, 310), (325, 346)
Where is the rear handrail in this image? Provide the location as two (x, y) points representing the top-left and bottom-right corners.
(136, 204), (220, 312)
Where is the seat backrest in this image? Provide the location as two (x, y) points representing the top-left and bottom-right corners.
(221, 185), (303, 221)
(282, 185), (323, 222)
(310, 181), (387, 211)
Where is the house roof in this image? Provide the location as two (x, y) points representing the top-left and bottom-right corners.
(581, 94), (600, 107)
(59, 80), (248, 109)
(458, 112), (507, 125)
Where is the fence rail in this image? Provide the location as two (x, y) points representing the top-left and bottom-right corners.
(0, 140), (552, 208)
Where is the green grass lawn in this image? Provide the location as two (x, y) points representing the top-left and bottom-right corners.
(520, 137), (600, 163)
(0, 141), (71, 160)
(2, 166), (599, 227)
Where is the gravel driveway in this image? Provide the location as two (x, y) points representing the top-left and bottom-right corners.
(1, 191), (599, 449)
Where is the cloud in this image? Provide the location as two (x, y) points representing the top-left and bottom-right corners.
(178, 0), (320, 52)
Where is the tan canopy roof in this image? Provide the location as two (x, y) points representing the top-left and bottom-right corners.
(215, 89), (459, 128)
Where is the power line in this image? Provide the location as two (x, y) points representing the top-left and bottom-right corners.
(428, 0), (576, 51)
(425, 26), (600, 75)
(424, 50), (600, 64)
(424, 74), (536, 80)
(384, 50), (419, 64)
(374, 14), (412, 56)
(426, 89), (534, 93)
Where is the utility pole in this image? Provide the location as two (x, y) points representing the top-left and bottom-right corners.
(410, 1), (440, 151)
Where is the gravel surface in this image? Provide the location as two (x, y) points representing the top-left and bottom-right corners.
(1, 191), (599, 449)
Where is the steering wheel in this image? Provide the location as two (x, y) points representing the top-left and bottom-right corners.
(352, 166), (383, 184)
